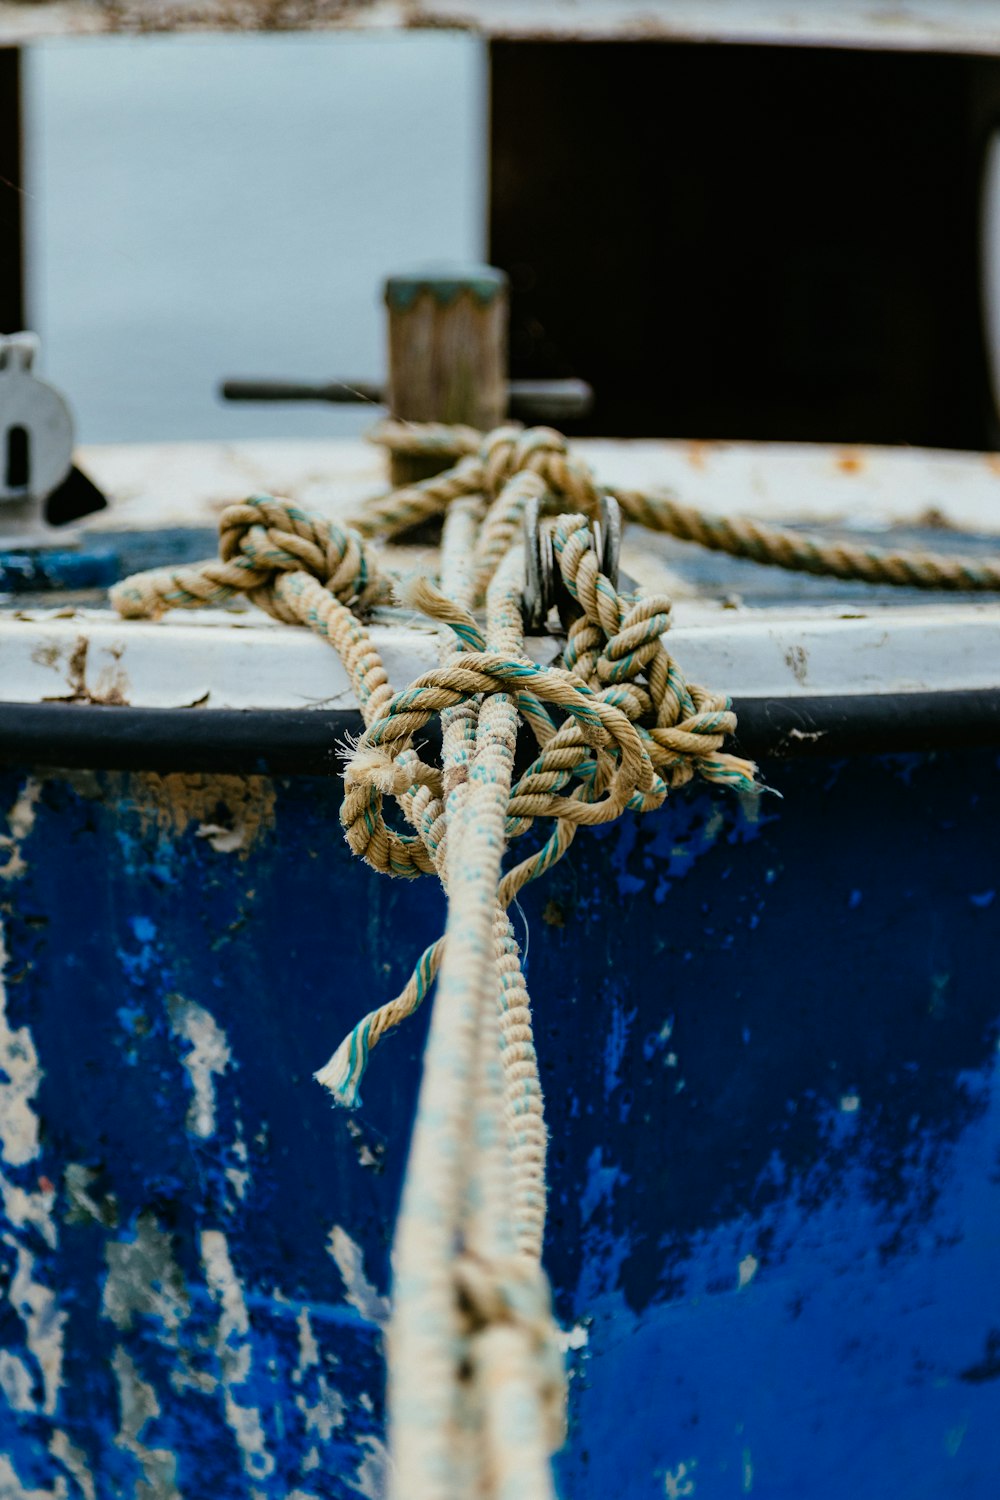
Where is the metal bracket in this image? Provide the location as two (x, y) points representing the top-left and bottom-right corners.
(0, 333), (74, 506)
(0, 332), (74, 547)
(0, 333), (107, 553)
(522, 492), (628, 633)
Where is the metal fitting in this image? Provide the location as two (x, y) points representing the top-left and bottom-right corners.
(522, 492), (625, 633)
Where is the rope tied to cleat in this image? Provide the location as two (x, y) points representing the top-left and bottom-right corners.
(111, 420), (999, 1500)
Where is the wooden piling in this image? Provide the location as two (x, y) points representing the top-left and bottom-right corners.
(385, 267), (508, 486)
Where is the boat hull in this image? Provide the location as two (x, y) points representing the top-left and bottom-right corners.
(0, 747), (997, 1496)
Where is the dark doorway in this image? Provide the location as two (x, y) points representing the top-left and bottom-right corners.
(490, 42), (993, 448)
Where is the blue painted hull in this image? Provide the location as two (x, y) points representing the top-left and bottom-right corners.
(0, 750), (997, 1496)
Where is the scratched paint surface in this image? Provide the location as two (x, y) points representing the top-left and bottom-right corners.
(0, 753), (997, 1496)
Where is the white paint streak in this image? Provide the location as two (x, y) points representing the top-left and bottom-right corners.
(112, 1346), (182, 1500)
(0, 1455), (67, 1499)
(200, 1229), (275, 1483)
(225, 1132), (251, 1204)
(2, 1176), (57, 1247)
(0, 1348), (35, 1410)
(168, 1364), (217, 1397)
(0, 778), (41, 882)
(10, 1242), (66, 1415)
(737, 1255), (759, 1290)
(102, 1214), (189, 1333)
(326, 1226), (390, 1326)
(350, 1434), (391, 1499)
(0, 926), (44, 1166)
(166, 996), (230, 1140)
(201, 1230), (249, 1377)
(0, 895), (64, 1419)
(225, 1167), (250, 1201)
(298, 1376), (345, 1442)
(664, 1458), (697, 1498)
(294, 1307), (320, 1382)
(222, 1400), (274, 1484)
(196, 822), (246, 854)
(555, 1321), (589, 1352)
(49, 1430), (96, 1500)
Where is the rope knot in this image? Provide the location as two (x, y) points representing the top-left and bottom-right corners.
(218, 495), (381, 608)
(109, 493), (388, 622)
(482, 426), (601, 515)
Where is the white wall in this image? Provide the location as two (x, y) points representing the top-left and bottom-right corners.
(24, 33), (486, 442)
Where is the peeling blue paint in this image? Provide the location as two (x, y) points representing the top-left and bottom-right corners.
(0, 752), (997, 1495)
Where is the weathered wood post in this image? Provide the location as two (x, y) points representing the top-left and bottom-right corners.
(384, 266), (509, 486)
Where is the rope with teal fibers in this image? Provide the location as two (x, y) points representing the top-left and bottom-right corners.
(112, 417), (989, 1500)
(367, 421), (1000, 592)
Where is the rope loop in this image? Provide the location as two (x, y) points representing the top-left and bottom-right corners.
(218, 495), (378, 606)
(111, 493), (388, 620)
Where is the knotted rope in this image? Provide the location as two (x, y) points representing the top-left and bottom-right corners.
(109, 420), (995, 1500)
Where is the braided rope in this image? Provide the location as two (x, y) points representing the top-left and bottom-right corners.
(371, 420), (1000, 593)
(613, 487), (1000, 591)
(109, 418), (990, 1500)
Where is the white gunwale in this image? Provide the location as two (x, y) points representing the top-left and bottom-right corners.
(1, 436), (998, 710)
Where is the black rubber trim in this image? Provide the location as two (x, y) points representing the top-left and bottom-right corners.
(730, 690), (1000, 759)
(0, 690), (996, 776)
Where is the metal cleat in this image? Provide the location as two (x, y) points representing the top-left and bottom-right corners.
(0, 335), (110, 582)
(522, 492), (630, 633)
(0, 333), (74, 533)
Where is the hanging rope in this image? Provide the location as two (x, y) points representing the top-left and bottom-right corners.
(109, 421), (996, 1500)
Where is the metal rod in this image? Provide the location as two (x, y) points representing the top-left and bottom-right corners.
(219, 376), (594, 420)
(508, 379), (593, 421)
(219, 379), (385, 405)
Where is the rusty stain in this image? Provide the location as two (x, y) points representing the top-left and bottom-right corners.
(40, 635), (131, 707)
(12, 0), (386, 39)
(50, 769), (276, 855)
(56, 769), (104, 802)
(835, 450), (864, 476)
(30, 642), (61, 672)
(2, 0), (999, 48)
(986, 454), (1000, 478)
(67, 638), (88, 697)
(784, 644), (809, 685)
(124, 773), (277, 855)
(541, 899), (566, 928)
(913, 505), (955, 531)
(686, 441), (710, 471)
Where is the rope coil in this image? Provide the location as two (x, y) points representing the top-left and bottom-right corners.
(109, 420), (999, 1500)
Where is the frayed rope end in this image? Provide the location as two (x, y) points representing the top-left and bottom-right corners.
(314, 1025), (370, 1110)
(344, 744), (404, 793)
